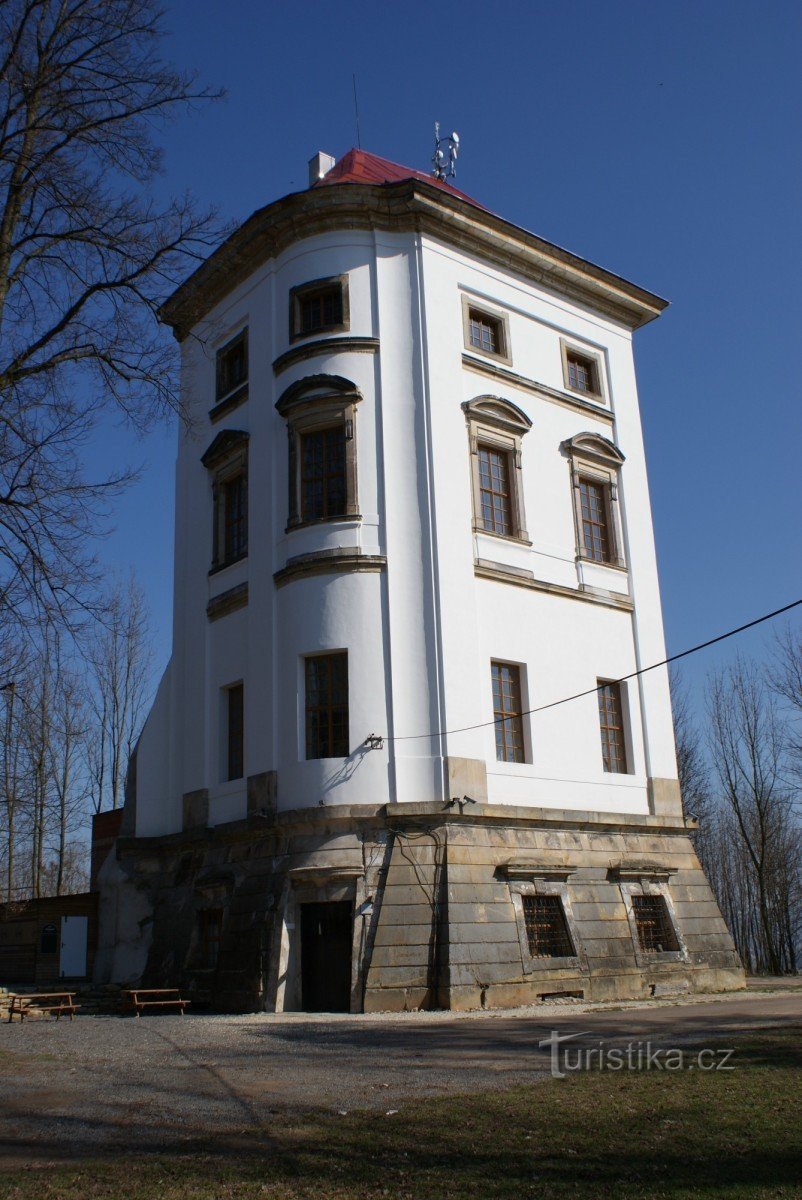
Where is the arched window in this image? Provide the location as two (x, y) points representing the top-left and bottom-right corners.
(462, 396), (532, 543)
(562, 433), (626, 568)
(276, 375), (362, 530)
(201, 429), (249, 571)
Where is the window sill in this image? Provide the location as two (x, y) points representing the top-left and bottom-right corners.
(463, 344), (513, 368)
(208, 553), (248, 577)
(577, 553), (627, 573)
(474, 525), (532, 547)
(523, 955), (582, 974)
(209, 384), (248, 423)
(286, 513), (362, 534)
(290, 321), (350, 344)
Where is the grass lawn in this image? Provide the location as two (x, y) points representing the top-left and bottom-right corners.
(2, 1028), (800, 1199)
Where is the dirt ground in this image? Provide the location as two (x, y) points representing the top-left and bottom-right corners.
(1, 990), (800, 1163)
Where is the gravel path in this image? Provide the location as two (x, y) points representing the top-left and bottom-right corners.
(1, 990), (800, 1161)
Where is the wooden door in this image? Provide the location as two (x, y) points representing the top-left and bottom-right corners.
(300, 901), (353, 1012)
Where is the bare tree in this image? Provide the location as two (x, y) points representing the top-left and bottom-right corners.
(85, 574), (152, 812)
(0, 0), (222, 630)
(670, 668), (717, 878)
(770, 623), (802, 773)
(707, 656), (797, 974)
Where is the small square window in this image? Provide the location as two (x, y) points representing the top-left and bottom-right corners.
(216, 330), (248, 402)
(561, 343), (603, 399)
(491, 661), (526, 763)
(462, 298), (511, 363)
(631, 894), (679, 953)
(290, 276), (349, 341)
(597, 680), (628, 774)
(305, 652), (349, 759)
(522, 895), (575, 957)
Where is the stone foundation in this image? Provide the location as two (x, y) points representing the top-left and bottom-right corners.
(96, 801), (744, 1011)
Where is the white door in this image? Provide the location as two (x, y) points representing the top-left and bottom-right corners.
(60, 915), (88, 977)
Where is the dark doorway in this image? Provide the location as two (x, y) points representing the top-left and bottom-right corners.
(300, 901), (353, 1012)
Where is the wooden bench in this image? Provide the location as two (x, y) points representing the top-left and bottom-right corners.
(126, 988), (189, 1017)
(7, 992), (79, 1023)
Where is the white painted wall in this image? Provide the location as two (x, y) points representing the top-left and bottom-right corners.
(135, 201), (678, 836)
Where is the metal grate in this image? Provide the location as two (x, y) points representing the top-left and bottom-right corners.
(522, 895), (575, 958)
(631, 894), (679, 953)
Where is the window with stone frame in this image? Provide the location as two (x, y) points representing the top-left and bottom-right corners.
(216, 329), (248, 403)
(491, 660), (526, 763)
(630, 893), (680, 953)
(560, 340), (604, 401)
(522, 894), (575, 958)
(305, 652), (349, 759)
(289, 275), (349, 341)
(462, 297), (512, 364)
(300, 425), (347, 521)
(597, 679), (629, 774)
(463, 396), (531, 543)
(276, 375), (361, 531)
(201, 430), (249, 571)
(562, 432), (626, 569)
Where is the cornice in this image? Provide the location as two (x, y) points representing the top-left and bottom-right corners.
(273, 548), (387, 588)
(474, 559), (633, 611)
(160, 181), (668, 341)
(273, 335), (380, 376)
(463, 355), (615, 424)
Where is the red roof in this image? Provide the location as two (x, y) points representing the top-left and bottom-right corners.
(313, 148), (488, 211)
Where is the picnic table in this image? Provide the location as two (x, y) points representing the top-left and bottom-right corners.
(7, 991), (79, 1022)
(126, 987), (189, 1016)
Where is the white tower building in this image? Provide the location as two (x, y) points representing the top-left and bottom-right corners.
(97, 149), (743, 1011)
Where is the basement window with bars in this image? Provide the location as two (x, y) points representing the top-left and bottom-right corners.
(630, 894), (680, 953)
(522, 895), (575, 958)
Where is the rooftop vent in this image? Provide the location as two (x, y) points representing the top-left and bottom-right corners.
(308, 151), (336, 186)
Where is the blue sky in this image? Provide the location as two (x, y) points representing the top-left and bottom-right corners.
(95, 0), (802, 708)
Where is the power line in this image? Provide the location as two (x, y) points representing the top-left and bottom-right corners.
(385, 597), (802, 744)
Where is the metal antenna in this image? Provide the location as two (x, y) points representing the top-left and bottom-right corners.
(352, 74), (362, 149)
(432, 122), (459, 181)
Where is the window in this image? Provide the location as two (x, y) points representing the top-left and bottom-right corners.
(300, 426), (346, 521)
(492, 661), (525, 763)
(562, 433), (626, 569)
(226, 683), (244, 781)
(289, 275), (349, 341)
(462, 297), (511, 363)
(463, 397), (531, 543)
(201, 430), (249, 570)
(561, 341), (604, 400)
(199, 909), (222, 969)
(522, 895), (575, 957)
(305, 653), (349, 759)
(630, 894), (680, 953)
(597, 680), (628, 774)
(469, 310), (501, 355)
(276, 374), (361, 530)
(478, 445), (513, 535)
(222, 473), (247, 563)
(579, 477), (612, 563)
(216, 329), (248, 403)
(40, 924), (58, 955)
